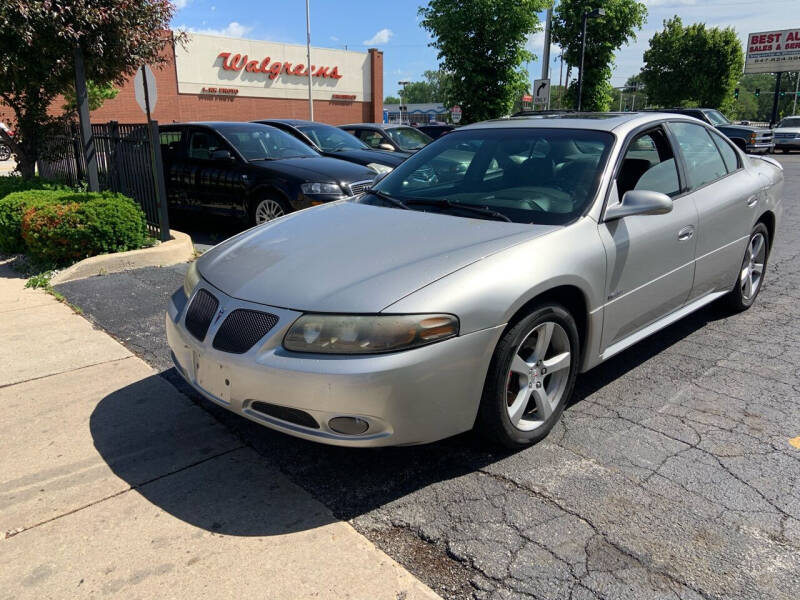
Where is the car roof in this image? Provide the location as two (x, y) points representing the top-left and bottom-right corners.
(458, 112), (699, 133)
(163, 121), (278, 129)
(340, 123), (413, 130)
(255, 119), (331, 128)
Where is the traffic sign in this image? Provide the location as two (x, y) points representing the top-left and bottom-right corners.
(533, 79), (550, 106)
(134, 65), (157, 117)
(451, 105), (462, 124)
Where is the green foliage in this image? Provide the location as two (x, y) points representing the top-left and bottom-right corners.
(25, 270), (54, 289)
(0, 176), (68, 202)
(641, 17), (744, 111)
(419, 0), (548, 123)
(0, 188), (73, 253)
(61, 80), (120, 113)
(384, 95), (402, 104)
(400, 70), (454, 104)
(20, 193), (148, 266)
(552, 0), (647, 111)
(0, 0), (175, 178)
(731, 72), (800, 121)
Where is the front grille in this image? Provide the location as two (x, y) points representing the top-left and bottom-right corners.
(348, 180), (372, 196)
(185, 289), (219, 341)
(250, 401), (320, 429)
(212, 309), (279, 353)
(775, 132), (797, 139)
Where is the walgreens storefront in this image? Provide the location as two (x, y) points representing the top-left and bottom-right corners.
(90, 32), (384, 125)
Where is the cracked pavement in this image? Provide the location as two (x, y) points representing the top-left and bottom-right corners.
(55, 154), (800, 599)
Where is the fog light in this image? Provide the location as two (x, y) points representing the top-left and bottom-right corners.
(328, 416), (370, 435)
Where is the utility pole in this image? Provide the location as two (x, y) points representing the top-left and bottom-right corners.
(793, 71), (799, 115)
(305, 0), (314, 120)
(557, 54), (564, 109)
(770, 71), (782, 127)
(541, 5), (553, 109)
(576, 8), (605, 111)
(73, 46), (99, 192)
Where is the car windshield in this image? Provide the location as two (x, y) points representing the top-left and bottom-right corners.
(298, 124), (369, 152)
(704, 110), (731, 126)
(386, 127), (433, 151)
(779, 117), (800, 128)
(360, 127), (614, 225)
(218, 123), (318, 160)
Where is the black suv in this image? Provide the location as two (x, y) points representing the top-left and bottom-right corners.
(159, 122), (375, 225)
(653, 108), (773, 154)
(253, 119), (404, 175)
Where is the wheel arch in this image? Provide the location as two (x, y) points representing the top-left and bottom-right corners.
(756, 210), (776, 249)
(731, 137), (747, 151)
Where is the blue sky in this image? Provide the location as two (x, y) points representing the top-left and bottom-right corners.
(173, 0), (796, 98)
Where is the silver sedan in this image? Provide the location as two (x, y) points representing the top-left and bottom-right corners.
(167, 112), (783, 448)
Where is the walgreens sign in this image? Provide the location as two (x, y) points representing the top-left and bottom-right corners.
(218, 52), (343, 80)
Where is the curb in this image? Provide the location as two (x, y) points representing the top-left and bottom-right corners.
(50, 230), (194, 285)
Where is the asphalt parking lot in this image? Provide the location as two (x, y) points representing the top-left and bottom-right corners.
(55, 154), (800, 600)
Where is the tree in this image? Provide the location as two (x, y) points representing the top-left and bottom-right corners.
(62, 81), (120, 114)
(552, 0), (647, 111)
(397, 70), (454, 104)
(419, 0), (547, 123)
(640, 17), (743, 112)
(384, 95), (402, 105)
(0, 0), (176, 178)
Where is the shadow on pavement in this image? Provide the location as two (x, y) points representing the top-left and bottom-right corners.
(90, 374), (336, 536)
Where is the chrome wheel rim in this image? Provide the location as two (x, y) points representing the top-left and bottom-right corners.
(505, 321), (571, 432)
(255, 199), (285, 224)
(740, 232), (766, 301)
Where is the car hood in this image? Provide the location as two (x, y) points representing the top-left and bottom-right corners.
(197, 202), (557, 313)
(775, 127), (800, 134)
(718, 124), (770, 134)
(321, 148), (406, 168)
(252, 156), (375, 184)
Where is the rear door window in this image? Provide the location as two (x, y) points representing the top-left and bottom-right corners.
(667, 122), (728, 190)
(188, 129), (225, 160)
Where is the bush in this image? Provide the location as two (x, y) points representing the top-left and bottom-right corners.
(0, 189), (74, 253)
(0, 176), (68, 201)
(20, 193), (149, 266)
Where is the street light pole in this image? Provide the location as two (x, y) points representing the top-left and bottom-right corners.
(793, 71), (799, 115)
(398, 80), (409, 124)
(576, 8), (604, 112)
(305, 0), (314, 121)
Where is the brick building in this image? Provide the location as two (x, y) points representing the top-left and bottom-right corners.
(2, 32), (383, 127)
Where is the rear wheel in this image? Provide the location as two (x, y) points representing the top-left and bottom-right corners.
(476, 304), (579, 448)
(250, 196), (289, 226)
(726, 223), (769, 311)
(0, 144), (10, 161)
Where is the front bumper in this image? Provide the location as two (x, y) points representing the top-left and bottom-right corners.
(774, 138), (800, 150)
(166, 282), (503, 447)
(746, 142), (774, 153)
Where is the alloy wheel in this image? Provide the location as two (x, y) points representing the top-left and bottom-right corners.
(740, 232), (766, 301)
(505, 321), (571, 431)
(254, 199), (285, 224)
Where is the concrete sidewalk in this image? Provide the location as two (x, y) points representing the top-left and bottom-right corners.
(0, 257), (440, 599)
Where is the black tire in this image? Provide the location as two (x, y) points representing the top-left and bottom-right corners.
(726, 222), (770, 312)
(476, 303), (580, 449)
(249, 195), (290, 226)
(0, 144), (10, 161)
(781, 149), (789, 154)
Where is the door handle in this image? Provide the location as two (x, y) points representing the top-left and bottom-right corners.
(746, 195), (758, 207)
(677, 225), (695, 241)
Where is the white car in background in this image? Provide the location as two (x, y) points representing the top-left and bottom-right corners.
(773, 116), (800, 153)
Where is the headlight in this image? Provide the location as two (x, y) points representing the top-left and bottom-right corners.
(367, 162), (393, 175)
(283, 314), (459, 354)
(301, 182), (343, 195)
(183, 261), (201, 297)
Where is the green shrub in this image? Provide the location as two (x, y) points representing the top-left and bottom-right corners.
(0, 176), (68, 201)
(20, 192), (148, 266)
(0, 189), (74, 253)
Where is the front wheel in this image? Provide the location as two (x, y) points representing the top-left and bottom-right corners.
(0, 144), (10, 161)
(476, 304), (580, 448)
(250, 196), (290, 226)
(726, 223), (770, 311)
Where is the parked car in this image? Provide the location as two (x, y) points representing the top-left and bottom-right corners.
(652, 108), (774, 154)
(0, 122), (13, 161)
(253, 119), (404, 175)
(167, 112), (782, 448)
(773, 116), (800, 153)
(415, 123), (455, 140)
(339, 123), (432, 154)
(158, 122), (375, 225)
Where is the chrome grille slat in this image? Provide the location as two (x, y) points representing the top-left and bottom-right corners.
(212, 309), (279, 354)
(348, 179), (373, 196)
(185, 289), (219, 341)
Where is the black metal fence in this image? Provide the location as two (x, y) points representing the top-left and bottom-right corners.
(38, 121), (170, 240)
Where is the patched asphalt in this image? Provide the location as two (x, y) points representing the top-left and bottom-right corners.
(55, 154), (800, 600)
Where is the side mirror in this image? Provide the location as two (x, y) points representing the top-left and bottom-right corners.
(378, 143), (395, 151)
(211, 149), (235, 162)
(604, 189), (673, 221)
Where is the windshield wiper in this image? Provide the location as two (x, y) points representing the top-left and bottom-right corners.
(366, 189), (409, 210)
(403, 198), (512, 222)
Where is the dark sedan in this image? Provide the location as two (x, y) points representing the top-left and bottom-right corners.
(253, 119), (405, 175)
(159, 122), (375, 225)
(339, 123), (432, 154)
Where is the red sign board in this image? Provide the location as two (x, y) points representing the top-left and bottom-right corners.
(218, 52), (343, 80)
